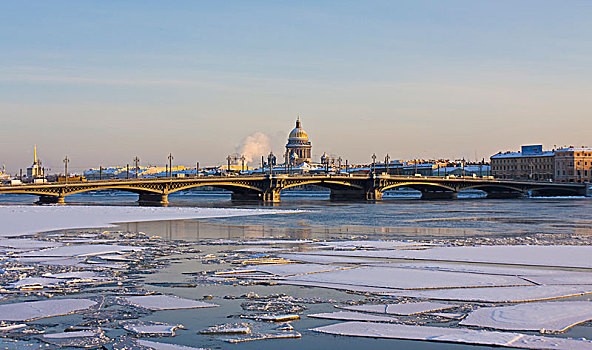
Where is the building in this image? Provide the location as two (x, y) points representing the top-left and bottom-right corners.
(285, 118), (312, 166)
(490, 145), (555, 181)
(26, 145), (44, 180)
(554, 147), (592, 183)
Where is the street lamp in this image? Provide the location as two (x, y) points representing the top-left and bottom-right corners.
(385, 154), (390, 174)
(227, 155), (232, 173)
(241, 155), (246, 173)
(337, 157), (342, 174)
(134, 156), (140, 178)
(63, 156), (69, 185)
(168, 153), (174, 178)
(371, 153), (377, 176)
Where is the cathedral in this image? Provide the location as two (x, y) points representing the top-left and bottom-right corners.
(285, 118), (312, 166)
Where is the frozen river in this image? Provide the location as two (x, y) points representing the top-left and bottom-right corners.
(0, 192), (591, 349)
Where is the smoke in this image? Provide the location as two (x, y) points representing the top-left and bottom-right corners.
(237, 132), (271, 164)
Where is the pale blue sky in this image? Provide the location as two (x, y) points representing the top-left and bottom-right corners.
(1, 1), (591, 173)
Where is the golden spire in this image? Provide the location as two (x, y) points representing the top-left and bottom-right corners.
(33, 145), (37, 164)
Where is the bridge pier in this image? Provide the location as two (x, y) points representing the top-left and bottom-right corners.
(138, 193), (169, 206)
(329, 189), (383, 201)
(421, 191), (457, 200)
(262, 189), (281, 203)
(37, 195), (65, 205)
(231, 191), (263, 201)
(485, 191), (525, 199)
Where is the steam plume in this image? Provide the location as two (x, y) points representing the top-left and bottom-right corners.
(238, 132), (271, 164)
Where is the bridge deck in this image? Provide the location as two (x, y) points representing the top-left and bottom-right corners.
(0, 175), (587, 204)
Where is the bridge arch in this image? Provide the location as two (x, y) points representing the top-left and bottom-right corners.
(280, 179), (364, 192)
(381, 182), (456, 193)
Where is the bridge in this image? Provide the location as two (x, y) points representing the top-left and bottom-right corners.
(0, 174), (588, 205)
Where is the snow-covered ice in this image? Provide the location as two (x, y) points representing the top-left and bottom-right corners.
(0, 205), (291, 237)
(460, 301), (592, 332)
(120, 294), (218, 310)
(389, 285), (592, 303)
(312, 321), (592, 349)
(18, 244), (143, 257)
(254, 263), (352, 277)
(0, 298), (97, 321)
(308, 311), (398, 322)
(284, 266), (532, 290)
(339, 302), (458, 316)
(123, 321), (184, 336)
(297, 245), (592, 269)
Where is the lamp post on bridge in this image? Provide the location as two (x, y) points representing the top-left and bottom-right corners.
(226, 155), (232, 173)
(63, 156), (69, 185)
(133, 156), (140, 179)
(371, 153), (377, 176)
(337, 157), (342, 174)
(241, 155), (246, 173)
(126, 164), (129, 179)
(196, 162), (199, 177)
(168, 153), (174, 178)
(385, 154), (390, 175)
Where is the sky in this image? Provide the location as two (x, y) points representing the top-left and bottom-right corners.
(1, 0), (591, 173)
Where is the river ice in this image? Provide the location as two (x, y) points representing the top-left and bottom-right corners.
(460, 301), (592, 332)
(0, 298), (97, 321)
(0, 205), (290, 237)
(312, 322), (592, 349)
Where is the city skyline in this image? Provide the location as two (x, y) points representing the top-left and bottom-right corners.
(2, 1), (591, 173)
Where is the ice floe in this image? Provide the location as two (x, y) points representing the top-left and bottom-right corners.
(41, 330), (110, 348)
(0, 298), (97, 321)
(114, 337), (207, 349)
(312, 321), (592, 349)
(120, 294), (218, 310)
(308, 311), (398, 322)
(122, 321), (185, 336)
(254, 263), (352, 277)
(300, 245), (592, 269)
(460, 301), (592, 332)
(18, 244), (143, 257)
(338, 302), (458, 316)
(283, 266), (532, 290)
(389, 285), (592, 303)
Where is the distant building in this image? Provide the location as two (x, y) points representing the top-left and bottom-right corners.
(490, 145), (555, 181)
(554, 147), (592, 183)
(26, 145), (44, 180)
(285, 118), (312, 166)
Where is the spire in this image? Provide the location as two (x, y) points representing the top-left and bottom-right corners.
(33, 145), (37, 164)
(296, 117), (301, 128)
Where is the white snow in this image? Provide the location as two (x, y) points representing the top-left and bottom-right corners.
(460, 301), (592, 332)
(316, 240), (434, 250)
(339, 302), (458, 316)
(284, 266), (532, 290)
(0, 238), (61, 249)
(0, 205), (291, 237)
(121, 294), (218, 310)
(254, 263), (352, 277)
(312, 321), (592, 349)
(43, 330), (98, 339)
(136, 339), (207, 350)
(298, 245), (592, 269)
(389, 285), (592, 303)
(123, 322), (184, 336)
(0, 298), (97, 321)
(277, 253), (374, 264)
(18, 244), (143, 257)
(308, 311), (398, 322)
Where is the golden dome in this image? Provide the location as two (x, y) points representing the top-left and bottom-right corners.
(288, 118), (309, 141)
